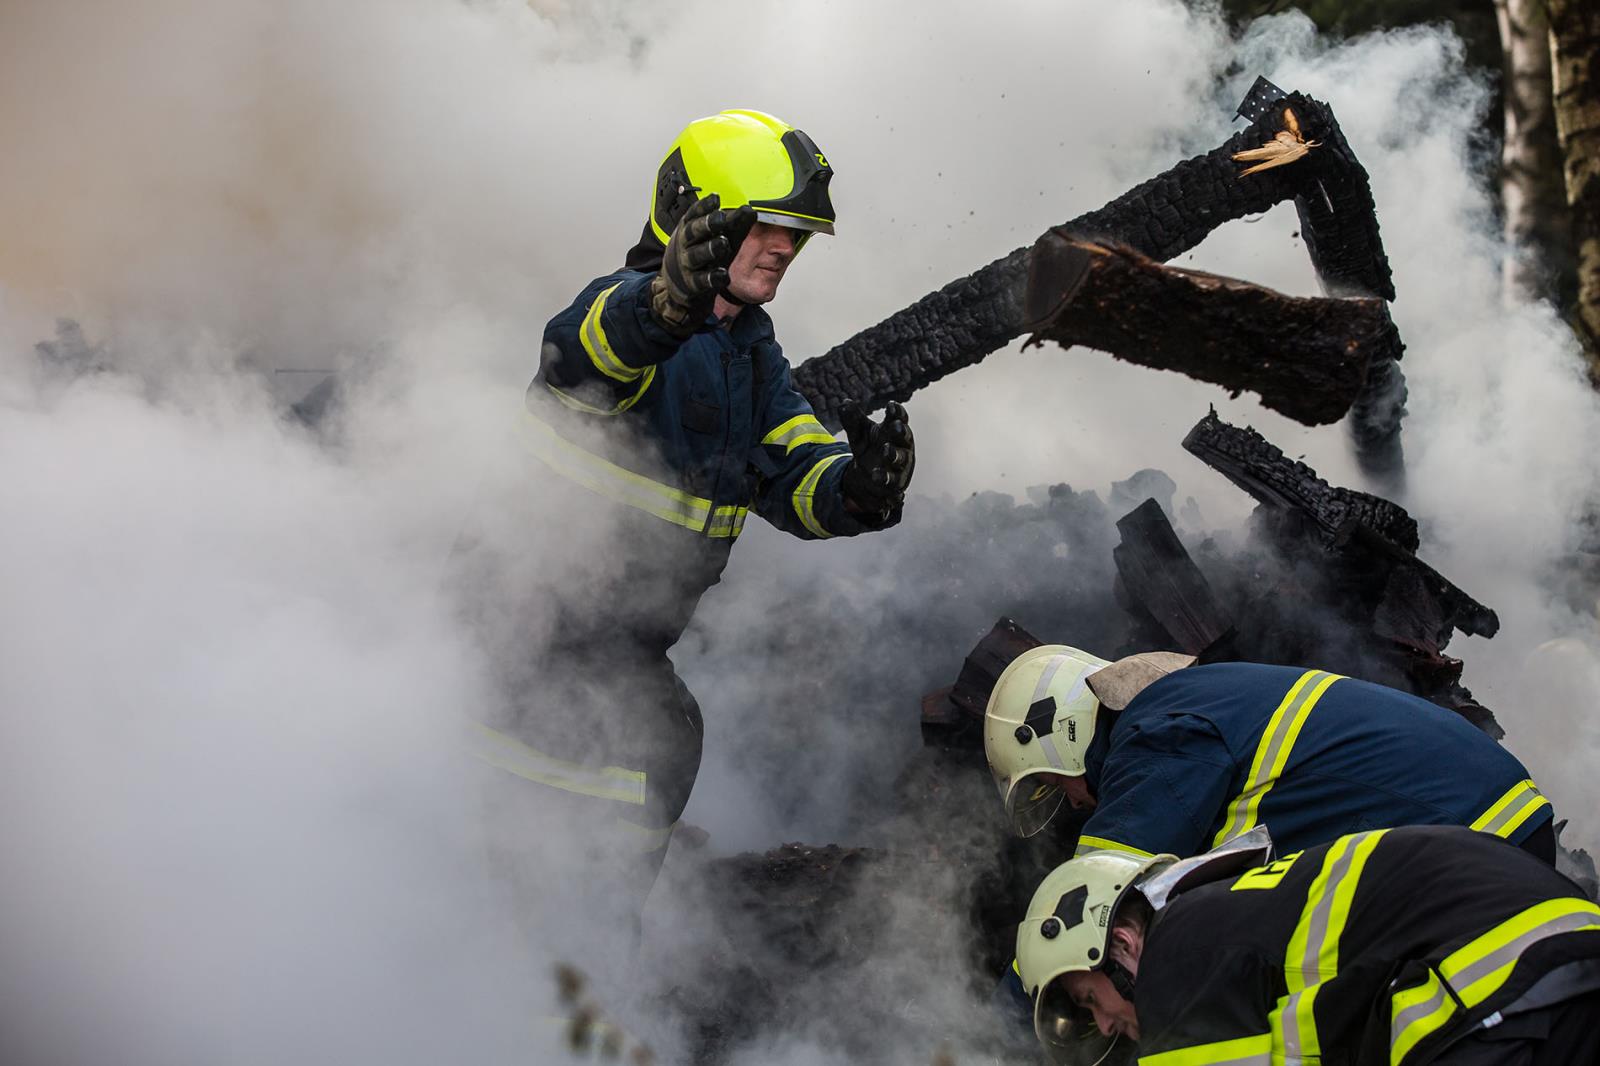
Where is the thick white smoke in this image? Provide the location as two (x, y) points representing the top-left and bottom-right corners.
(2, 1), (1597, 1062)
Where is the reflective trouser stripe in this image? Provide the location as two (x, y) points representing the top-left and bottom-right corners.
(761, 414), (834, 454)
(1471, 779), (1551, 839)
(522, 412), (747, 537)
(1138, 1032), (1273, 1065)
(1074, 835), (1156, 859)
(1389, 897), (1600, 1063)
(1272, 830), (1389, 1061)
(792, 452), (847, 537)
(580, 284), (647, 383)
(465, 721), (647, 806)
(1213, 670), (1345, 846)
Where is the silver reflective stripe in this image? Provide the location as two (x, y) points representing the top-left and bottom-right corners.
(760, 415), (833, 454)
(1450, 910), (1600, 993)
(1036, 733), (1067, 771)
(1391, 979), (1453, 1049)
(1390, 907), (1600, 1057)
(1213, 670), (1343, 846)
(1279, 832), (1383, 1059)
(579, 284), (645, 383)
(1252, 672), (1334, 787)
(1032, 654), (1067, 705)
(1472, 780), (1549, 838)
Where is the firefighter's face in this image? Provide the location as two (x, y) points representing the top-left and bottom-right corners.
(1061, 970), (1139, 1042)
(725, 222), (797, 305)
(1039, 772), (1098, 810)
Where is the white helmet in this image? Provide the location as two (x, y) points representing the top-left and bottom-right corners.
(1017, 850), (1172, 1066)
(984, 645), (1109, 836)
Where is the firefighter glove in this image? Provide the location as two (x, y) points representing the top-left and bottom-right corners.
(649, 193), (757, 340)
(840, 401), (915, 522)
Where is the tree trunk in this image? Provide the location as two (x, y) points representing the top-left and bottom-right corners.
(1548, 0), (1600, 366)
(1494, 0), (1574, 305)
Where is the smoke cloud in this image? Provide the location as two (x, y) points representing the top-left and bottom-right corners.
(3, 0), (1597, 1062)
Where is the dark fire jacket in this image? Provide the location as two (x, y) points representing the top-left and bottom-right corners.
(527, 269), (881, 652)
(1135, 825), (1600, 1065)
(1076, 663), (1552, 861)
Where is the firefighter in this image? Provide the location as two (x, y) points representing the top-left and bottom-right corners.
(461, 110), (914, 915)
(1016, 825), (1600, 1064)
(983, 646), (1556, 863)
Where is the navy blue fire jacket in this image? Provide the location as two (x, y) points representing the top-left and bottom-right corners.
(1075, 662), (1553, 860)
(524, 269), (881, 649)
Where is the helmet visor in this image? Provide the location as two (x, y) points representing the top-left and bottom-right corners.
(1035, 979), (1133, 1066)
(753, 210), (834, 235)
(1008, 773), (1068, 838)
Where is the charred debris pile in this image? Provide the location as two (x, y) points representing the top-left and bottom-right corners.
(654, 409), (1595, 1063)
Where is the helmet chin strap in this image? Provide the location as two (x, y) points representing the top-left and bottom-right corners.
(1104, 958), (1137, 1002)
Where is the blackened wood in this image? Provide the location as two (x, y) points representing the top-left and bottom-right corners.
(1113, 498), (1233, 654)
(1182, 409), (1419, 548)
(1338, 522), (1500, 638)
(948, 617), (1044, 721)
(790, 91), (1406, 477)
(1024, 240), (1389, 426)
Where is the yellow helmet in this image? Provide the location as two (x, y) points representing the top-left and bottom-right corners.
(648, 109), (835, 249)
(1017, 850), (1172, 1066)
(984, 645), (1109, 837)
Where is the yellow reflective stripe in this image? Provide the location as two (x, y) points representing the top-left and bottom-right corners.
(1272, 830), (1388, 1061)
(543, 371), (655, 417)
(1138, 1032), (1273, 1065)
(761, 414), (834, 454)
(1231, 852), (1304, 892)
(1389, 897), (1600, 1063)
(1470, 778), (1551, 839)
(465, 722), (646, 806)
(521, 412), (745, 538)
(1213, 670), (1345, 846)
(1075, 835), (1156, 859)
(792, 452), (848, 538)
(705, 505), (747, 538)
(580, 284), (645, 383)
(1011, 956), (1021, 977)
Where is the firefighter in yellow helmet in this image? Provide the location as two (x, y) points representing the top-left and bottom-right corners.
(1016, 826), (1600, 1065)
(460, 110), (915, 920)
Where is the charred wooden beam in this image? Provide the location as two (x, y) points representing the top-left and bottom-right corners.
(1113, 498), (1233, 655)
(949, 617), (1044, 720)
(1181, 409), (1498, 640)
(1182, 408), (1419, 548)
(921, 617), (1044, 750)
(790, 89), (1406, 475)
(1023, 239), (1392, 426)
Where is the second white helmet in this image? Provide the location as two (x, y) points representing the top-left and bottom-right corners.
(984, 644), (1109, 836)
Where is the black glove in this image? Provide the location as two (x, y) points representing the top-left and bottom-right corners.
(840, 401), (915, 522)
(649, 194), (757, 340)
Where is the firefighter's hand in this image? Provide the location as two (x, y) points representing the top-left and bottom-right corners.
(649, 194), (757, 340)
(840, 401), (915, 523)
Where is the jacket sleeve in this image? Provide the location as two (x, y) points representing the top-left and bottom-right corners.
(748, 346), (887, 540)
(535, 272), (684, 417)
(1074, 713), (1236, 859)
